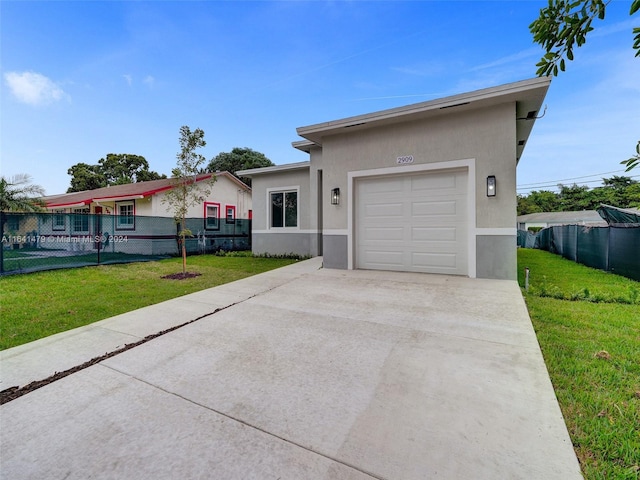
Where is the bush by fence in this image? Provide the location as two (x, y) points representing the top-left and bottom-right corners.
(1, 212), (251, 275)
(517, 225), (640, 281)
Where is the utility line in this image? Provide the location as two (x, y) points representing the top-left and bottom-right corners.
(517, 169), (627, 188)
(517, 175), (640, 192)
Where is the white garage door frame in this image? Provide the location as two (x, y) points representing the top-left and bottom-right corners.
(347, 158), (477, 278)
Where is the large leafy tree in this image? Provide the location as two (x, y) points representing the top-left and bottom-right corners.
(163, 126), (214, 275)
(530, 0), (640, 170)
(67, 163), (106, 192)
(557, 183), (593, 211)
(517, 176), (640, 214)
(99, 154), (166, 186)
(67, 154), (166, 192)
(0, 174), (46, 212)
(206, 147), (274, 187)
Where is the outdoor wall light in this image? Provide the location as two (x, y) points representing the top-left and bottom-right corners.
(486, 175), (496, 197)
(331, 188), (340, 205)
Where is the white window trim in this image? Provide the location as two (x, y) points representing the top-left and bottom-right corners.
(53, 208), (66, 231)
(116, 200), (135, 230)
(266, 186), (300, 231)
(225, 205), (236, 224)
(205, 202), (220, 230)
(72, 207), (90, 233)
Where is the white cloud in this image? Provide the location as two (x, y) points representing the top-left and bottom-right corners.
(469, 47), (540, 72)
(123, 74), (133, 86)
(143, 75), (155, 87)
(4, 71), (69, 106)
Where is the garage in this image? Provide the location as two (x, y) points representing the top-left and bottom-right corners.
(242, 77), (551, 279)
(356, 168), (468, 275)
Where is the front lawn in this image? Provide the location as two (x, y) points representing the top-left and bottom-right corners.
(0, 254), (298, 350)
(518, 249), (639, 479)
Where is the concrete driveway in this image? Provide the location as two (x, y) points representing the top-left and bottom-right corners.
(0, 258), (582, 479)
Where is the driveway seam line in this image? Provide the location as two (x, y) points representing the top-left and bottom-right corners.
(0, 274), (304, 405)
(101, 364), (386, 480)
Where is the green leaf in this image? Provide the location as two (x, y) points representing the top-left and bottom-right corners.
(567, 48), (574, 60)
(560, 58), (566, 71)
(631, 0), (640, 15)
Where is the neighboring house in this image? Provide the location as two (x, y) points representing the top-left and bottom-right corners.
(36, 172), (251, 254)
(238, 77), (550, 280)
(517, 211), (608, 231)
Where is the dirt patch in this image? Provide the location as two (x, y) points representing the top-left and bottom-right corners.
(161, 272), (202, 280)
(594, 350), (611, 360)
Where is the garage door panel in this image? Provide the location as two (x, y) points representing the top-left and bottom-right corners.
(412, 252), (458, 269)
(410, 173), (457, 191)
(365, 203), (403, 218)
(361, 250), (404, 268)
(364, 226), (404, 241)
(356, 169), (468, 275)
(411, 200), (459, 216)
(361, 177), (404, 194)
(411, 226), (457, 242)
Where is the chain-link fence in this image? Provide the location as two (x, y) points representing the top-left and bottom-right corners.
(517, 225), (640, 281)
(1, 212), (251, 275)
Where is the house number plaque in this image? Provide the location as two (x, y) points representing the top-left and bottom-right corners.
(396, 155), (414, 165)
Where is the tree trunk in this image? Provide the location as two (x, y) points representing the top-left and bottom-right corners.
(182, 240), (187, 274)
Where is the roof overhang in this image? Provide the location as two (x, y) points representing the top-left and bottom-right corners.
(237, 161), (311, 178)
(46, 201), (91, 209)
(93, 194), (146, 203)
(295, 77), (551, 163)
(292, 140), (320, 153)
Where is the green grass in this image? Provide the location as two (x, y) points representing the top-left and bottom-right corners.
(0, 254), (298, 350)
(518, 249), (640, 479)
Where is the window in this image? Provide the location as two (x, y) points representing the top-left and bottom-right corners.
(72, 208), (90, 232)
(204, 202), (220, 230)
(7, 216), (20, 231)
(116, 201), (135, 230)
(53, 209), (66, 231)
(270, 190), (297, 228)
(225, 205), (236, 224)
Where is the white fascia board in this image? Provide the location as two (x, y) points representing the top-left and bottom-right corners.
(297, 77), (551, 145)
(237, 161), (311, 177)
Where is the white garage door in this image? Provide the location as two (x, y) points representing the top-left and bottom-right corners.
(356, 169), (468, 275)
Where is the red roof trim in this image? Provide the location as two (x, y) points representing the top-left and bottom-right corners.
(46, 200), (92, 208)
(43, 172), (232, 208)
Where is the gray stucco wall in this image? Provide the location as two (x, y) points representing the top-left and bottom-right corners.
(320, 103), (517, 231)
(475, 235), (517, 280)
(250, 167), (311, 231)
(322, 235), (348, 269)
(252, 232), (319, 257)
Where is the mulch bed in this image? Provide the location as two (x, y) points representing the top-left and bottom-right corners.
(161, 272), (202, 280)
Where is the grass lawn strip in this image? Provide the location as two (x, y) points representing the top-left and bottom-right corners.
(518, 249), (639, 479)
(0, 254), (298, 350)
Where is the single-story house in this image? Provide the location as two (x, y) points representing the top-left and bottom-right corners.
(517, 211), (608, 231)
(29, 172), (252, 254)
(238, 77), (551, 280)
(43, 172), (251, 221)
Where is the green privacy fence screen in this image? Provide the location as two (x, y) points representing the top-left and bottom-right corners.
(0, 212), (251, 275)
(517, 225), (640, 281)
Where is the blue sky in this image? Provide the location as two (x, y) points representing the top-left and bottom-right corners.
(1, 0), (638, 196)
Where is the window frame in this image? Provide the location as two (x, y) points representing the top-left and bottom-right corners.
(53, 209), (66, 231)
(115, 201), (136, 231)
(72, 207), (90, 233)
(267, 186), (299, 230)
(204, 202), (220, 230)
(225, 205), (236, 225)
